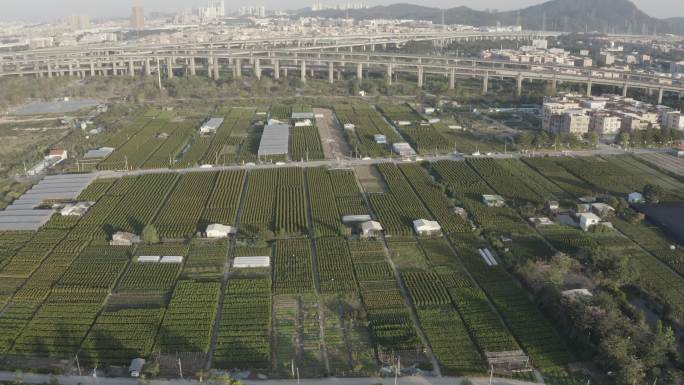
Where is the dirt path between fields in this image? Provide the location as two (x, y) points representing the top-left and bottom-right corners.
(314, 108), (350, 159)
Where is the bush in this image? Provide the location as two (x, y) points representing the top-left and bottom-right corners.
(142, 224), (160, 244)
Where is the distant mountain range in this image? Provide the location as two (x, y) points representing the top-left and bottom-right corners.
(297, 0), (684, 35)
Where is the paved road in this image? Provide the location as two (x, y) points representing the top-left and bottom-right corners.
(93, 145), (670, 180)
(0, 371), (539, 385)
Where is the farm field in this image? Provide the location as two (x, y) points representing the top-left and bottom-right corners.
(1, 141), (684, 385)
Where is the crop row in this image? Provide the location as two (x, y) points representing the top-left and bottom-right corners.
(117, 262), (182, 293)
(200, 170), (246, 226)
(315, 237), (356, 292)
(154, 172), (218, 239)
(291, 126), (324, 161)
(273, 239), (314, 294)
(307, 167), (343, 237)
(156, 280), (221, 353)
(329, 169), (368, 216)
(214, 278), (271, 369)
(81, 308), (164, 365)
(58, 247), (130, 290)
(11, 290), (108, 358)
(182, 240), (228, 280)
(398, 163), (470, 233)
(334, 104), (399, 157)
(106, 173), (179, 234)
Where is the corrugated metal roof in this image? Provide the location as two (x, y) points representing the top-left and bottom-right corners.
(291, 112), (315, 120)
(258, 123), (290, 156)
(0, 173), (94, 231)
(233, 256), (270, 268)
(84, 147), (115, 159)
(200, 117), (224, 132)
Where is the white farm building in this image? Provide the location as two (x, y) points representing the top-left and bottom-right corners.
(413, 219), (441, 236)
(200, 117), (224, 134)
(206, 224), (236, 238)
(578, 212), (601, 231)
(361, 221), (383, 238)
(233, 256), (270, 268)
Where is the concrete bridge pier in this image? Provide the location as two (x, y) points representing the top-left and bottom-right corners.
(622, 84), (628, 97)
(68, 62), (74, 77)
(658, 87), (664, 105)
(167, 57), (174, 79)
(357, 62), (363, 82)
(387, 63), (393, 86)
(274, 59), (280, 79)
(90, 61), (96, 77)
(190, 57), (196, 76)
(213, 58), (220, 80)
(417, 66), (424, 88)
(337, 70), (342, 81)
(550, 78), (557, 94)
(46, 61), (52, 78)
(301, 60), (306, 83)
(449, 68), (455, 90)
(283, 67), (288, 78)
(145, 58), (151, 76)
(255, 58), (262, 80)
(586, 79), (592, 97)
(328, 61), (334, 84)
(234, 58), (241, 78)
(482, 73), (489, 95)
(129, 59), (135, 77)
(516, 74), (523, 96)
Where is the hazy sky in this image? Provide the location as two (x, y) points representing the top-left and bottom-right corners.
(0, 0), (682, 22)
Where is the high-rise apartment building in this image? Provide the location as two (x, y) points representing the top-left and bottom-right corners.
(199, 0), (225, 21)
(130, 6), (145, 30)
(238, 6), (266, 18)
(67, 15), (90, 30)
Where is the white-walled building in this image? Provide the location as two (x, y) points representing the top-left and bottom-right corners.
(578, 212), (601, 231)
(590, 113), (622, 135)
(361, 221), (383, 238)
(206, 223), (236, 238)
(413, 219), (441, 236)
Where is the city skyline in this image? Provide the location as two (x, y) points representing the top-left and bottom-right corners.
(1, 0), (683, 22)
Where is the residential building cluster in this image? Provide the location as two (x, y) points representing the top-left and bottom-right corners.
(198, 0), (226, 21)
(311, 1), (368, 11)
(238, 6), (267, 18)
(542, 94), (684, 136)
(481, 41), (592, 67)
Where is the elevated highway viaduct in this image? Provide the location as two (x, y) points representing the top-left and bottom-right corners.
(1, 33), (682, 102)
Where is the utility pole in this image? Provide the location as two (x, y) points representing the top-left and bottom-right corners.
(75, 354), (82, 376)
(157, 57), (162, 91)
